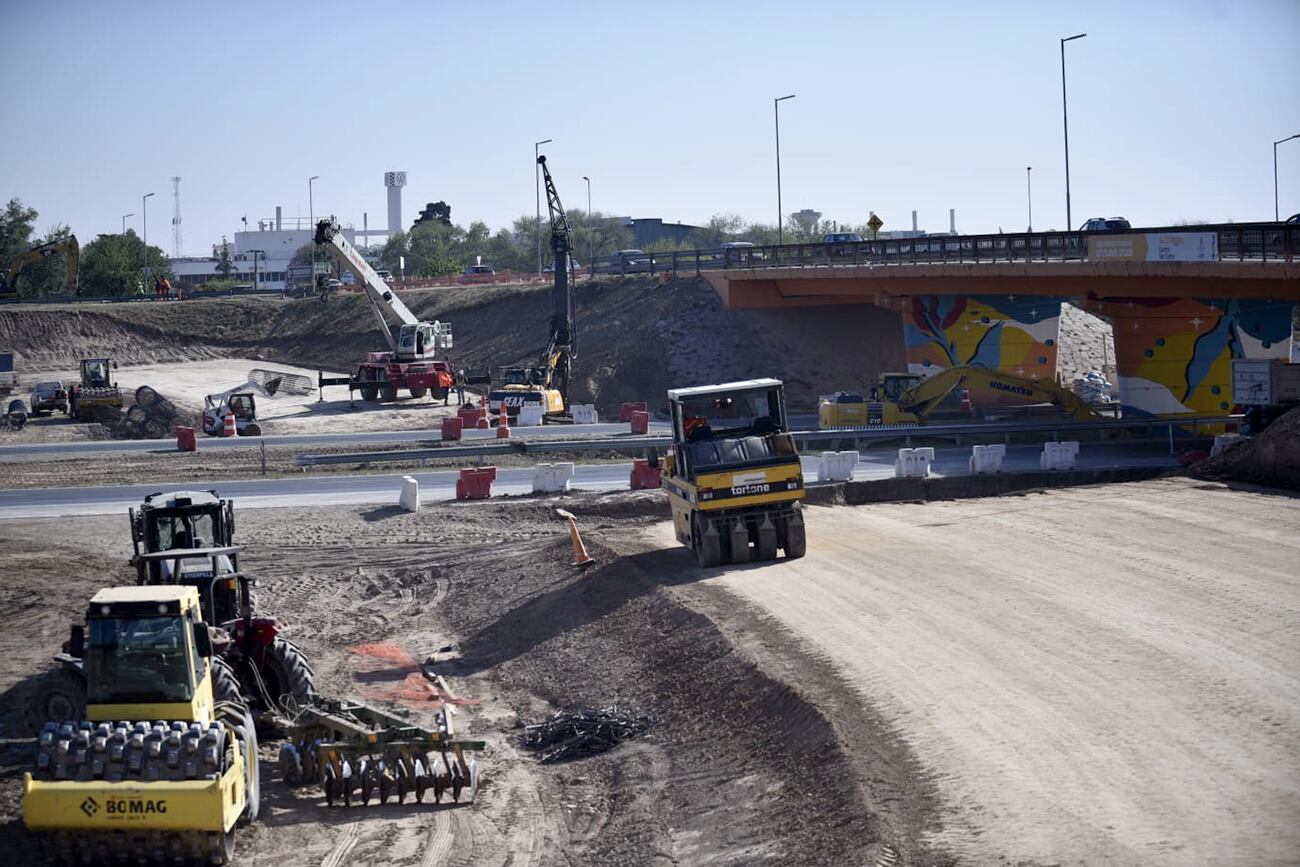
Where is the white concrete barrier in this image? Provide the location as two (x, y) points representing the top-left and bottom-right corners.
(817, 450), (859, 483)
(969, 443), (1007, 475)
(1039, 441), (1080, 471)
(894, 447), (935, 479)
(517, 405), (545, 427)
(1210, 434), (1248, 457)
(399, 475), (419, 511)
(532, 462), (575, 493)
(571, 404), (599, 424)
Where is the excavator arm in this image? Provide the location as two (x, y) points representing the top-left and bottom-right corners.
(898, 366), (1100, 422)
(314, 219), (418, 353)
(1, 236), (79, 295)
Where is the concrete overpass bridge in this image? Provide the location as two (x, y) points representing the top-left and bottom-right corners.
(702, 223), (1300, 417)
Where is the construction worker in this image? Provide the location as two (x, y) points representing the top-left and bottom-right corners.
(456, 370), (466, 405)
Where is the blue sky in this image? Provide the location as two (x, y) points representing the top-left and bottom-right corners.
(2, 0), (1297, 255)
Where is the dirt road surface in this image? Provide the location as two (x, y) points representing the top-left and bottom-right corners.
(648, 477), (1300, 865)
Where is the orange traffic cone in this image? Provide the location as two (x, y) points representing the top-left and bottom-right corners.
(223, 412), (237, 437)
(497, 400), (511, 438)
(556, 508), (594, 567)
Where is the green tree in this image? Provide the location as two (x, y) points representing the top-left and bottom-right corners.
(17, 224), (75, 297)
(0, 198), (40, 291)
(216, 237), (234, 279)
(80, 231), (172, 297)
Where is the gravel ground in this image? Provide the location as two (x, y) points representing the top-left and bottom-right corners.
(644, 477), (1300, 865)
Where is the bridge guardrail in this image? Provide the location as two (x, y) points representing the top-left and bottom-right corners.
(721, 223), (1299, 270)
(293, 415), (1235, 468)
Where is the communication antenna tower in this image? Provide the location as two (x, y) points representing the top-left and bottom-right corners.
(171, 176), (183, 257)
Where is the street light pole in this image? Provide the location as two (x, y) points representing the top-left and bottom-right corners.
(774, 94), (796, 245)
(535, 139), (552, 274)
(1026, 166), (1033, 232)
(308, 175), (319, 288)
(582, 175), (592, 268)
(1274, 135), (1300, 221)
(1060, 33), (1086, 231)
(121, 213), (133, 235)
(142, 192), (155, 290)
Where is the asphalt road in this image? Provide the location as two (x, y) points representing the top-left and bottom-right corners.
(0, 442), (1178, 519)
(0, 421), (671, 460)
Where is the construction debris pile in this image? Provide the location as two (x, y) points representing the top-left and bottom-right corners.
(1192, 405), (1300, 490)
(95, 385), (193, 439)
(522, 707), (655, 763)
(1072, 370), (1116, 404)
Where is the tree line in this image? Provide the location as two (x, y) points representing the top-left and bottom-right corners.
(1, 197), (172, 298)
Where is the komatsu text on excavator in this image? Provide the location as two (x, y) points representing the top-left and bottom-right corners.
(314, 220), (455, 402)
(488, 155), (576, 421)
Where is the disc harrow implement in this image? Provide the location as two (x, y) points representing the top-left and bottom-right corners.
(278, 699), (484, 808)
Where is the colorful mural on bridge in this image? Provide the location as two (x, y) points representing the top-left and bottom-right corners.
(1087, 297), (1294, 416)
(900, 294), (1062, 381)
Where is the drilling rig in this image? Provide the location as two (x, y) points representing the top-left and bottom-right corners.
(488, 155), (577, 420)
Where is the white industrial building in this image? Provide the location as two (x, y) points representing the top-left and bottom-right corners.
(170, 171), (405, 291)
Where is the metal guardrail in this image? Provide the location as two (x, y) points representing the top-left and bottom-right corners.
(580, 222), (1298, 278)
(293, 415), (1235, 468)
(722, 223), (1298, 270)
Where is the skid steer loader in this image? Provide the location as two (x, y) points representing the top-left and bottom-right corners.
(22, 584), (259, 865)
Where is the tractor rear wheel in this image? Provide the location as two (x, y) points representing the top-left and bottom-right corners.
(212, 656), (244, 706)
(692, 513), (723, 568)
(360, 385), (379, 402)
(26, 668), (86, 731)
(260, 637), (316, 713)
(408, 387), (428, 399)
(381, 385), (399, 402)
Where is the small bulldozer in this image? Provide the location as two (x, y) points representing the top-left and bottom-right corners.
(68, 358), (123, 422)
(22, 585), (260, 865)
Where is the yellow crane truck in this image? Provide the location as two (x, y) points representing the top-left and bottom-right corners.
(819, 365), (1100, 427)
(662, 378), (807, 567)
(22, 583), (259, 865)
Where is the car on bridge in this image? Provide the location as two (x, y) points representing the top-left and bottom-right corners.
(823, 232), (864, 244)
(1079, 217), (1132, 232)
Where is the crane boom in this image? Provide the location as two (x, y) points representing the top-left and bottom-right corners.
(314, 219), (418, 353)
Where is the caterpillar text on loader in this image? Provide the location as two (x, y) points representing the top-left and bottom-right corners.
(487, 154), (576, 421)
(819, 365), (1102, 427)
(22, 584), (259, 865)
(662, 378), (807, 567)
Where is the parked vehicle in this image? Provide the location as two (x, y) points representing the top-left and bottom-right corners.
(823, 232), (864, 244)
(28, 381), (68, 416)
(376, 269), (394, 282)
(1079, 217), (1132, 232)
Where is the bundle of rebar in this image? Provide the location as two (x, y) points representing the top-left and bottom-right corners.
(521, 706), (655, 763)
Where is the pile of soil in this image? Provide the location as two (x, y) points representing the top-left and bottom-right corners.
(1191, 406), (1300, 489)
(0, 278), (1111, 416)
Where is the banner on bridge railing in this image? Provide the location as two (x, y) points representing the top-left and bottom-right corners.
(1088, 232), (1218, 262)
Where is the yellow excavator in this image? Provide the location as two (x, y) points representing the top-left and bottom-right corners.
(662, 378), (807, 567)
(819, 366), (1101, 427)
(22, 581), (259, 865)
(1, 236), (79, 296)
